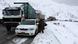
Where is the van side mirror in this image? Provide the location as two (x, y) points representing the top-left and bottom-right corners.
(36, 23), (39, 25)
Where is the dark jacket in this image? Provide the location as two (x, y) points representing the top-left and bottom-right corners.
(38, 19), (47, 32)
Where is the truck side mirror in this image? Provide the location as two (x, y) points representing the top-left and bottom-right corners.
(21, 11), (23, 14)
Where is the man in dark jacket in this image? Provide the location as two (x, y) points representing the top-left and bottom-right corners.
(38, 19), (47, 33)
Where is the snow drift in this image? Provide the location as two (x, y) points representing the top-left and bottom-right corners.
(32, 21), (78, 44)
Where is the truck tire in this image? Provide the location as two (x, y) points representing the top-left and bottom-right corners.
(6, 26), (11, 34)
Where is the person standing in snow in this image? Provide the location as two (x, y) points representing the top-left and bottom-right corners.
(38, 19), (47, 33)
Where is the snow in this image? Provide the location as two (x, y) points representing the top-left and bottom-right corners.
(28, 0), (78, 20)
(32, 21), (78, 44)
(1, 0), (78, 44)
(28, 0), (78, 44)
(12, 37), (28, 44)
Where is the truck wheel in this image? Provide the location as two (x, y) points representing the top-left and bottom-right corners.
(6, 26), (11, 34)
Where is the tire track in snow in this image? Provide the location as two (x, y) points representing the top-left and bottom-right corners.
(12, 37), (28, 44)
(5, 36), (35, 44)
(51, 21), (77, 44)
(45, 24), (62, 44)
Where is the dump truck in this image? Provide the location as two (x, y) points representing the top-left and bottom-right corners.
(2, 7), (22, 33)
(2, 2), (45, 34)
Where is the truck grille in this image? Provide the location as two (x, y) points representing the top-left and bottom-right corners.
(3, 18), (21, 22)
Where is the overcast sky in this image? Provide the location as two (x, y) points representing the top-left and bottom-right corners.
(52, 0), (78, 6)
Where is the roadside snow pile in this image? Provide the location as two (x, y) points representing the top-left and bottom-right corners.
(31, 21), (78, 44)
(31, 25), (60, 44)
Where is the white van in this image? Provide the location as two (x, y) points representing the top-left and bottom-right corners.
(15, 19), (38, 36)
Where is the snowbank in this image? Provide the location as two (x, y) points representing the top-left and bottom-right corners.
(31, 21), (78, 44)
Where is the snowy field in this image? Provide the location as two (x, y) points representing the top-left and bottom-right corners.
(29, 0), (78, 21)
(1, 0), (78, 44)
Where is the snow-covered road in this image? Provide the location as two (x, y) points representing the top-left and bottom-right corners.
(32, 21), (78, 44)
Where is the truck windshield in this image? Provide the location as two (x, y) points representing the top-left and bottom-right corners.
(4, 10), (20, 15)
(21, 20), (35, 25)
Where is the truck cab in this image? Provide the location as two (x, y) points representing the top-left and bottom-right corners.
(15, 19), (38, 36)
(2, 7), (22, 24)
(2, 7), (23, 34)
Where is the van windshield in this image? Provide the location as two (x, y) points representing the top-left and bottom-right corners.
(21, 20), (35, 25)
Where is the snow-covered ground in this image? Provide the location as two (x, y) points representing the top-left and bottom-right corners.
(29, 0), (78, 44)
(1, 0), (78, 44)
(32, 21), (78, 44)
